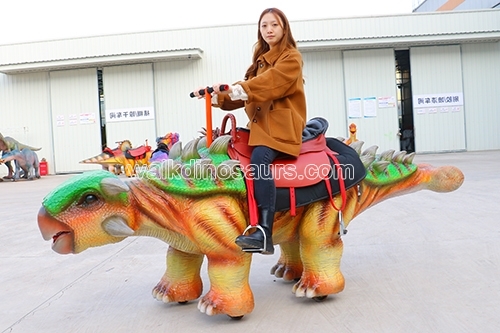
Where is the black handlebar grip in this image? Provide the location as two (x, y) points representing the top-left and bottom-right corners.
(190, 85), (229, 98)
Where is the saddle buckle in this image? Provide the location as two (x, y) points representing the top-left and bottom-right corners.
(338, 210), (348, 236)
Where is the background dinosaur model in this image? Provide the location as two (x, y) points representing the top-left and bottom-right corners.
(150, 132), (180, 163)
(37, 133), (464, 319)
(81, 140), (132, 175)
(344, 123), (359, 145)
(0, 132), (41, 179)
(80, 140), (151, 177)
(0, 148), (41, 180)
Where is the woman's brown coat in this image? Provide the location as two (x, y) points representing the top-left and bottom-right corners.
(214, 46), (307, 157)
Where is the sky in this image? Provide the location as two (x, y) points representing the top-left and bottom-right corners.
(1, 0), (415, 45)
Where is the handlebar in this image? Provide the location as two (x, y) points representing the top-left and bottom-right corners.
(189, 85), (229, 98)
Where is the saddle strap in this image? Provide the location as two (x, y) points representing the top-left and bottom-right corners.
(290, 188), (296, 216)
(324, 150), (347, 212)
(245, 177), (259, 227)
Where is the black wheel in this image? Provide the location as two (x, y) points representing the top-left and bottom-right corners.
(177, 301), (188, 304)
(229, 315), (244, 320)
(313, 295), (328, 302)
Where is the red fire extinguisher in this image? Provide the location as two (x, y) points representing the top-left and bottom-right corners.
(40, 158), (48, 176)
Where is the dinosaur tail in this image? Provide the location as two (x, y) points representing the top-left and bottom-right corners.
(19, 144), (42, 151)
(80, 152), (114, 164)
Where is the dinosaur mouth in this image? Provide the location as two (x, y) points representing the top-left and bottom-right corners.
(53, 231), (71, 243)
(51, 231), (73, 254)
(37, 207), (74, 254)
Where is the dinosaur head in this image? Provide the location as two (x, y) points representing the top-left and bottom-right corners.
(157, 132), (180, 150)
(37, 170), (135, 254)
(0, 133), (8, 151)
(349, 123), (357, 134)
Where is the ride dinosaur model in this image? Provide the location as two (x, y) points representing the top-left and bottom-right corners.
(0, 132), (41, 180)
(37, 119), (464, 319)
(0, 148), (41, 180)
(80, 140), (152, 177)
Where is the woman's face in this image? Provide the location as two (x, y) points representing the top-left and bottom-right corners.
(259, 12), (284, 49)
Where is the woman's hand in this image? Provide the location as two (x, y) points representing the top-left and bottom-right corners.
(212, 84), (232, 95)
(192, 86), (208, 99)
(190, 84), (231, 99)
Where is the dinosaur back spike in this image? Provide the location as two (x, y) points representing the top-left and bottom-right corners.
(365, 150), (418, 186)
(379, 150), (395, 161)
(144, 136), (246, 196)
(362, 145), (378, 157)
(403, 152), (416, 165)
(350, 140), (364, 155)
(181, 138), (201, 162)
(393, 151), (406, 164)
(169, 141), (182, 160)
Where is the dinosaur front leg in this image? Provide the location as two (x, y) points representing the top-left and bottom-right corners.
(293, 203), (345, 298)
(152, 246), (204, 303)
(5, 161), (14, 178)
(198, 253), (254, 317)
(271, 242), (303, 282)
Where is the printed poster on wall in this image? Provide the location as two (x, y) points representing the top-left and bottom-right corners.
(348, 98), (362, 118)
(69, 114), (78, 126)
(363, 97), (377, 117)
(105, 106), (155, 123)
(80, 113), (96, 124)
(378, 96), (396, 108)
(56, 114), (65, 127)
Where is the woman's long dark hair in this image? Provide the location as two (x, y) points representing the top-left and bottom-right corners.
(244, 8), (297, 80)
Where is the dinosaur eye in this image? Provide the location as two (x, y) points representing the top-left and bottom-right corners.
(78, 193), (102, 208)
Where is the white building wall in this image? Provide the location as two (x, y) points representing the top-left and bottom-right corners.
(49, 68), (102, 173)
(0, 72), (52, 177)
(153, 25), (254, 143)
(343, 49), (400, 153)
(461, 42), (500, 151)
(2, 10), (499, 69)
(410, 45), (466, 152)
(301, 51), (347, 138)
(102, 64), (156, 148)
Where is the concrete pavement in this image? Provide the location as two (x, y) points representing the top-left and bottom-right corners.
(1, 150), (499, 333)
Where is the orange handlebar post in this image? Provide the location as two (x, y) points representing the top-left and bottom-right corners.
(205, 88), (212, 147)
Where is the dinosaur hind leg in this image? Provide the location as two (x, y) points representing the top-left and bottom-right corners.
(271, 242), (303, 282)
(294, 202), (345, 298)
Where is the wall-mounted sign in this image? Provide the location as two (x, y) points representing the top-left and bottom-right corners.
(105, 106), (155, 123)
(413, 92), (463, 108)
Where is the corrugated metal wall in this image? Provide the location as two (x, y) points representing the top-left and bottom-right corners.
(410, 45), (466, 152)
(302, 51), (347, 138)
(461, 42), (500, 150)
(49, 69), (102, 173)
(0, 72), (52, 177)
(343, 49), (400, 153)
(152, 25), (256, 145)
(102, 64), (156, 149)
(2, 10), (499, 68)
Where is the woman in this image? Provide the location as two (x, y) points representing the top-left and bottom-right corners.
(194, 8), (307, 255)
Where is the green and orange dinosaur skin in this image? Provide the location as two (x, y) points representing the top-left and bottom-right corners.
(37, 135), (464, 318)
